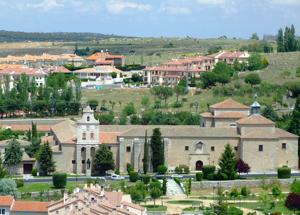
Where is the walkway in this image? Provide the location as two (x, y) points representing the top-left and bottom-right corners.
(166, 179), (185, 196)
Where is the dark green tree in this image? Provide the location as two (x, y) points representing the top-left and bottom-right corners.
(218, 144), (237, 180)
(174, 85), (186, 104)
(4, 140), (23, 175)
(262, 105), (279, 121)
(250, 32), (259, 40)
(93, 144), (115, 175)
(0, 153), (7, 178)
(36, 142), (55, 176)
(244, 73), (261, 86)
(277, 28), (285, 52)
(143, 130), (149, 174)
(162, 177), (167, 195)
(288, 96), (300, 159)
(151, 128), (164, 172)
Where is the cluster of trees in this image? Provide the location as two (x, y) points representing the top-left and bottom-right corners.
(277, 25), (300, 52)
(240, 41), (274, 53)
(0, 73), (81, 117)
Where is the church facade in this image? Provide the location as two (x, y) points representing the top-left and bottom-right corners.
(48, 99), (299, 176)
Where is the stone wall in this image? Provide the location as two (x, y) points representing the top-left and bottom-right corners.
(192, 178), (296, 189)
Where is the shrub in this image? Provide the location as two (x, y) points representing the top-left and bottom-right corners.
(52, 173), (67, 189)
(141, 174), (150, 184)
(14, 179), (24, 188)
(175, 164), (189, 174)
(215, 171), (228, 181)
(0, 179), (18, 196)
(207, 173), (215, 181)
(244, 73), (261, 85)
(126, 163), (134, 174)
(202, 165), (216, 179)
(236, 159), (250, 173)
(272, 184), (282, 197)
(230, 188), (240, 199)
(157, 165), (168, 175)
(174, 177), (181, 186)
(129, 171), (139, 182)
(227, 207), (243, 215)
(285, 192), (300, 211)
(240, 186), (250, 197)
(277, 166), (291, 179)
(31, 168), (38, 176)
(196, 172), (203, 181)
(290, 180), (300, 194)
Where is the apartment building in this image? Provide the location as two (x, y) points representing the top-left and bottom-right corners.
(143, 51), (249, 85)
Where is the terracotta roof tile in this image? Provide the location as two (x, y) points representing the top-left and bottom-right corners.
(100, 132), (120, 144)
(11, 201), (49, 212)
(0, 196), (14, 206)
(210, 98), (249, 109)
(276, 128), (298, 138)
(0, 124), (51, 132)
(237, 114), (275, 125)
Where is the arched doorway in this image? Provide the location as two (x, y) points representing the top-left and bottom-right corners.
(195, 160), (203, 171)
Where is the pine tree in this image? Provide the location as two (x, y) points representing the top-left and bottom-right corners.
(31, 122), (38, 140)
(151, 128), (164, 172)
(288, 96), (300, 158)
(93, 144), (115, 175)
(37, 142), (55, 176)
(218, 144), (237, 180)
(277, 28), (284, 52)
(4, 140), (23, 175)
(143, 130), (149, 174)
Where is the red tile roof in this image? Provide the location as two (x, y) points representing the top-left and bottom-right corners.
(11, 201), (49, 213)
(0, 196), (14, 206)
(237, 114), (275, 125)
(100, 132), (120, 144)
(210, 98), (249, 109)
(0, 124), (51, 132)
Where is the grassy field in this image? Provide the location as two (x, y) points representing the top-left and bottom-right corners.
(19, 181), (85, 193)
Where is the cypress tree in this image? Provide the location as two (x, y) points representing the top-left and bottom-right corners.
(143, 130), (149, 174)
(218, 144), (237, 180)
(151, 128), (164, 172)
(288, 96), (300, 159)
(277, 28), (284, 52)
(31, 122), (38, 140)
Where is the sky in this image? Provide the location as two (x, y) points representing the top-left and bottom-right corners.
(0, 0), (300, 38)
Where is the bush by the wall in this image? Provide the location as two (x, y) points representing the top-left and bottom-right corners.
(277, 166), (291, 179)
(175, 165), (190, 174)
(129, 171), (139, 182)
(141, 174), (150, 184)
(226, 207), (243, 215)
(196, 172), (203, 181)
(202, 165), (216, 179)
(14, 179), (24, 188)
(52, 173), (67, 189)
(157, 165), (168, 175)
(31, 168), (38, 177)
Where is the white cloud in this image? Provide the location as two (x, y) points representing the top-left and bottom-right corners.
(270, 0), (300, 5)
(25, 0), (64, 11)
(160, 4), (191, 15)
(71, 0), (101, 13)
(106, 0), (151, 14)
(197, 0), (226, 6)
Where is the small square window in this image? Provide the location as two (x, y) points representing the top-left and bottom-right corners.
(108, 146), (111, 150)
(72, 160), (76, 164)
(234, 146), (238, 151)
(82, 160), (85, 164)
(282, 143), (287, 150)
(259, 145), (263, 152)
(185, 146), (189, 151)
(126, 146), (131, 152)
(211, 146), (215, 151)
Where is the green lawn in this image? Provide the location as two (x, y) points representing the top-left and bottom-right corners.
(142, 205), (167, 212)
(19, 182), (85, 193)
(167, 200), (202, 205)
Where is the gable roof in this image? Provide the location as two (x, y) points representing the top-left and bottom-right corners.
(0, 196), (14, 206)
(237, 114), (275, 125)
(11, 201), (49, 213)
(210, 98), (249, 109)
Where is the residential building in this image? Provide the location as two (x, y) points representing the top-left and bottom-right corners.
(0, 196), (48, 215)
(143, 50), (249, 85)
(86, 52), (125, 67)
(48, 184), (146, 215)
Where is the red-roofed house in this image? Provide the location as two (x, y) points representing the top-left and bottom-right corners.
(86, 52), (125, 67)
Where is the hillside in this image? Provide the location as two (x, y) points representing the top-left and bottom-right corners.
(0, 30), (125, 42)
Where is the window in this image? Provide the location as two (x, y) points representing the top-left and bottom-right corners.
(259, 145), (263, 152)
(82, 160), (85, 164)
(234, 146), (238, 151)
(211, 146), (215, 151)
(0, 209), (5, 215)
(87, 116), (90, 122)
(72, 160), (76, 164)
(108, 146), (111, 150)
(185, 146), (189, 151)
(82, 132), (86, 140)
(90, 132), (94, 140)
(126, 146), (131, 152)
(282, 143), (287, 150)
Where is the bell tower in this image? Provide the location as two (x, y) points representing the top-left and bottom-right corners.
(76, 106), (100, 176)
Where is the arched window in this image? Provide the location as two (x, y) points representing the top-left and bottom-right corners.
(87, 116), (90, 122)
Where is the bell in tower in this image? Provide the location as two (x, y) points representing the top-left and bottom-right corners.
(251, 94), (261, 115)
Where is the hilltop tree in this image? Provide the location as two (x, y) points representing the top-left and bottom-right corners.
(4, 140), (23, 175)
(151, 128), (164, 172)
(277, 28), (285, 52)
(93, 144), (115, 175)
(244, 73), (261, 85)
(251, 32), (259, 40)
(36, 142), (55, 176)
(143, 130), (149, 174)
(174, 85), (186, 103)
(219, 144), (237, 180)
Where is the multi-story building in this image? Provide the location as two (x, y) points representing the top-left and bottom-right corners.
(86, 52), (126, 67)
(143, 51), (249, 85)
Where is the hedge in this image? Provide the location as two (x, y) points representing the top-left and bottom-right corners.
(129, 171), (139, 182)
(31, 168), (38, 177)
(141, 174), (150, 184)
(14, 179), (24, 188)
(202, 165), (216, 179)
(52, 173), (67, 189)
(277, 166), (291, 179)
(157, 165), (168, 174)
(196, 172), (203, 181)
